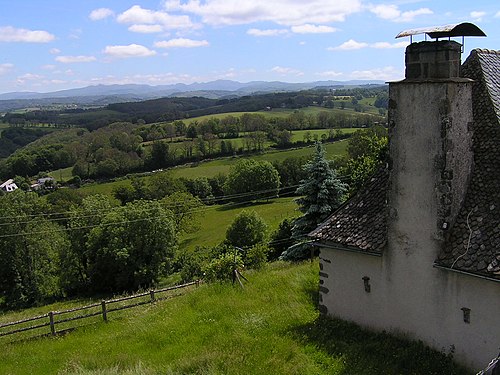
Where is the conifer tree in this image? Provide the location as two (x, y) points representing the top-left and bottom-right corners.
(281, 142), (347, 260)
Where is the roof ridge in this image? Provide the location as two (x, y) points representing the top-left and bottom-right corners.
(471, 48), (500, 55)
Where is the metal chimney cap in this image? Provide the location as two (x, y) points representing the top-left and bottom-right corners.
(396, 22), (486, 39)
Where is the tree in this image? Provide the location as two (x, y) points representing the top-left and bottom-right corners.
(83, 200), (177, 292)
(341, 126), (388, 193)
(281, 142), (347, 261)
(224, 159), (280, 202)
(225, 210), (268, 249)
(63, 194), (116, 294)
(0, 191), (69, 307)
(269, 217), (295, 261)
(161, 192), (204, 234)
(149, 140), (173, 169)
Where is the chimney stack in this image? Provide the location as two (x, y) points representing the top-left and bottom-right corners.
(388, 26), (479, 255)
(405, 41), (462, 79)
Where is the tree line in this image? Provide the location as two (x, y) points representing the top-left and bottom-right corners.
(0, 107), (384, 181)
(1, 86), (387, 131)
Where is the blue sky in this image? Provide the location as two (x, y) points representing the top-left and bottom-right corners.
(0, 0), (498, 93)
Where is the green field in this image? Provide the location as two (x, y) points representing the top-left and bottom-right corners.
(0, 122), (9, 135)
(49, 166), (74, 182)
(78, 140), (348, 196)
(180, 197), (299, 252)
(0, 262), (466, 375)
(149, 105), (382, 128)
(171, 140), (348, 180)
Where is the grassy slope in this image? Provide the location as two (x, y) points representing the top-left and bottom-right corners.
(180, 197), (299, 252)
(0, 262), (466, 375)
(78, 140), (348, 195)
(171, 140), (348, 180)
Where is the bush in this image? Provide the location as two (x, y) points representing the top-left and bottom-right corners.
(243, 244), (268, 270)
(203, 252), (243, 282)
(225, 210), (268, 249)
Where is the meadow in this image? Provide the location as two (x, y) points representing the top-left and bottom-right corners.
(180, 196), (300, 252)
(77, 140), (349, 196)
(0, 262), (467, 375)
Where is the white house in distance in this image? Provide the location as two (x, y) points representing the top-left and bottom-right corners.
(0, 179), (18, 193)
(310, 23), (499, 371)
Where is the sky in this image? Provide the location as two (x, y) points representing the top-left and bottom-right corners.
(0, 0), (498, 94)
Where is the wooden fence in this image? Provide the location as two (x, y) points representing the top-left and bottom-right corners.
(0, 281), (200, 340)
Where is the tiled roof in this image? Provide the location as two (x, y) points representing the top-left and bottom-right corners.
(309, 166), (388, 254)
(437, 49), (500, 279)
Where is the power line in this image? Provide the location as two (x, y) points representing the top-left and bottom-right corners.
(0, 192), (299, 239)
(0, 183), (302, 222)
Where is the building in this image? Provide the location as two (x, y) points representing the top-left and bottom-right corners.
(30, 176), (55, 191)
(310, 25), (499, 370)
(0, 179), (18, 193)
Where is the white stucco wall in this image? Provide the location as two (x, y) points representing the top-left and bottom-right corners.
(319, 79), (500, 370)
(319, 248), (500, 370)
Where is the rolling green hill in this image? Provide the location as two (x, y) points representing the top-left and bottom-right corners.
(0, 262), (466, 375)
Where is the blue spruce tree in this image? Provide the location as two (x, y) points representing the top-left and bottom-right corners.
(281, 142), (347, 261)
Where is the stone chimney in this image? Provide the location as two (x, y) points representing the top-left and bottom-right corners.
(405, 40), (462, 79)
(388, 40), (473, 255)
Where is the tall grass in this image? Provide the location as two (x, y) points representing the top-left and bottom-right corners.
(0, 262), (467, 375)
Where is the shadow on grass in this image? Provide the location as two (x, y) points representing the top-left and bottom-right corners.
(290, 314), (469, 375)
(216, 200), (276, 212)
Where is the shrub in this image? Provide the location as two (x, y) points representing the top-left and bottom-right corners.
(243, 244), (268, 270)
(203, 252), (243, 282)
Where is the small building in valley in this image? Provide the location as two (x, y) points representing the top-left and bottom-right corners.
(0, 179), (18, 193)
(310, 24), (499, 370)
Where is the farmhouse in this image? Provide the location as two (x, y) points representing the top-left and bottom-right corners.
(310, 25), (500, 370)
(0, 179), (18, 193)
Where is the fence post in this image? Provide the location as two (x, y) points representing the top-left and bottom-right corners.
(196, 280), (200, 288)
(48, 312), (56, 336)
(101, 300), (107, 322)
(150, 290), (155, 303)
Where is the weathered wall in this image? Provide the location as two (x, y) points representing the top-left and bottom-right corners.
(319, 247), (500, 370)
(319, 79), (499, 370)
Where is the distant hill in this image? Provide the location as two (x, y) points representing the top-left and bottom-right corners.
(0, 80), (385, 112)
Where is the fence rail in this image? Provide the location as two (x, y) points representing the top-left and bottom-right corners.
(0, 280), (200, 339)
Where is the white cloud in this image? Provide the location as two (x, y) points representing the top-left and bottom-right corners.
(349, 66), (403, 81)
(117, 5), (195, 30)
(317, 70), (343, 78)
(270, 66), (304, 76)
(89, 8), (114, 21)
(371, 41), (409, 49)
(154, 38), (209, 48)
(41, 64), (56, 70)
(329, 39), (368, 50)
(370, 4), (432, 23)
(128, 24), (164, 33)
(330, 39), (408, 51)
(0, 63), (14, 75)
(470, 11), (486, 21)
(0, 26), (55, 43)
(49, 48), (61, 55)
(55, 55), (97, 63)
(17, 73), (44, 84)
(291, 24), (337, 34)
(164, 0), (362, 26)
(103, 44), (157, 58)
(495, 11), (500, 18)
(247, 28), (288, 37)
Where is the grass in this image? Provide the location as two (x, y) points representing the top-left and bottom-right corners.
(0, 262), (467, 374)
(180, 197), (299, 252)
(77, 140), (348, 195)
(170, 140), (348, 180)
(49, 166), (74, 182)
(0, 122), (9, 135)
